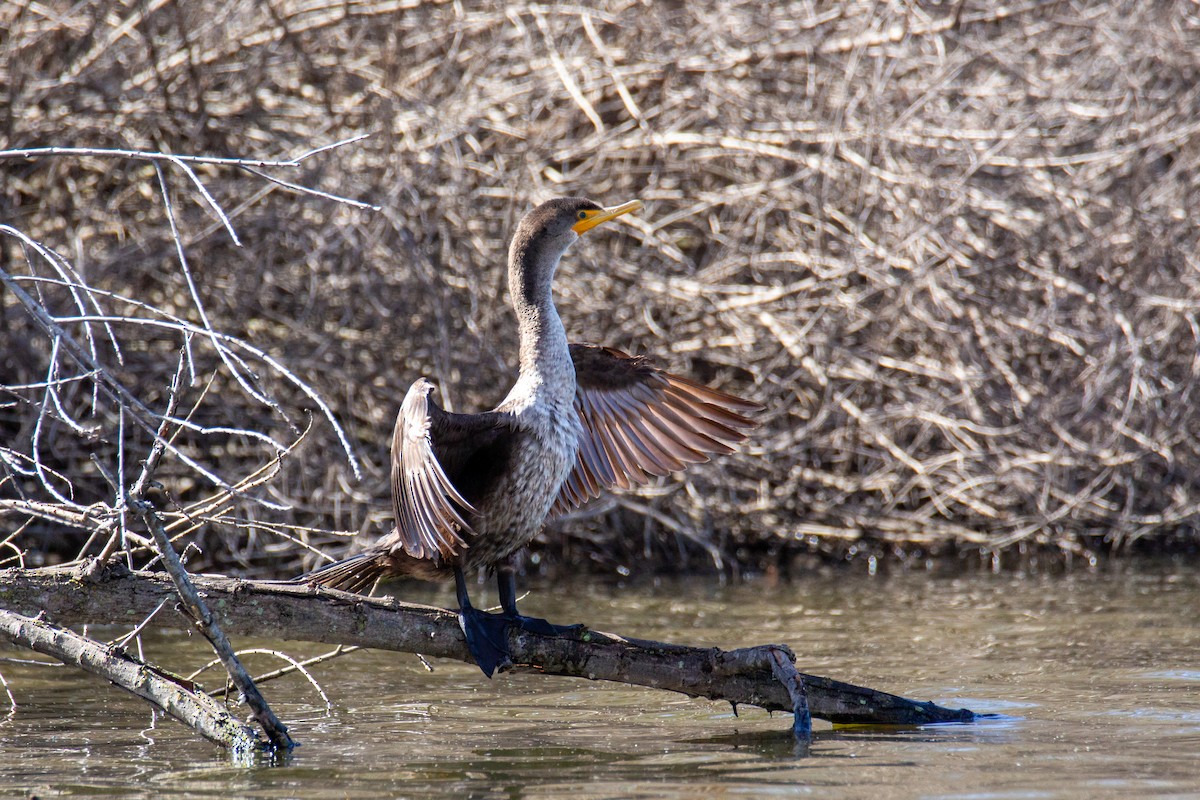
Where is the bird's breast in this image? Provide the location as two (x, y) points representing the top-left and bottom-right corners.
(462, 399), (579, 568)
(506, 400), (579, 513)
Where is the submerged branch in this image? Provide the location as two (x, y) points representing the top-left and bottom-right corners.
(0, 607), (261, 752)
(0, 561), (977, 729)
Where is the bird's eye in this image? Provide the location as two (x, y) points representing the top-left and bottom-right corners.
(577, 210), (588, 220)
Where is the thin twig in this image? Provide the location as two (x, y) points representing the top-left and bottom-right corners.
(0, 146), (300, 168)
(194, 646), (352, 711)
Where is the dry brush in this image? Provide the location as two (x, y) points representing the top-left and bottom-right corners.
(2, 1), (1199, 580)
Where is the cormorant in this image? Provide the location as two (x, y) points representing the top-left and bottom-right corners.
(304, 198), (760, 676)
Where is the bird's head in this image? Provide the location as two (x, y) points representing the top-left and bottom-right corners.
(509, 197), (642, 304)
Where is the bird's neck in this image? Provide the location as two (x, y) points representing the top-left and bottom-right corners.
(514, 297), (571, 390)
(509, 248), (574, 403)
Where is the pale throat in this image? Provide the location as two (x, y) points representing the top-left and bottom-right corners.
(507, 241), (576, 406)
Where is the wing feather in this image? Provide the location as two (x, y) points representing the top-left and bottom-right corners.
(552, 344), (762, 516)
(391, 378), (474, 560)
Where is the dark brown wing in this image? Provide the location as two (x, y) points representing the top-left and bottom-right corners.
(391, 378), (502, 561)
(552, 344), (763, 515)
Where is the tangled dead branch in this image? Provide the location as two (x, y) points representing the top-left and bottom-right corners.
(2, 1), (1200, 578)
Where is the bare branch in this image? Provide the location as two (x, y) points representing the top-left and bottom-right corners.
(0, 608), (262, 752)
(0, 146), (300, 168)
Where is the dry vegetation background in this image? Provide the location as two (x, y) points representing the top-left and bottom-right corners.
(3, 0), (1199, 579)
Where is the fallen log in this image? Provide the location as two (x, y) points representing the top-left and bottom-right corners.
(0, 560), (977, 731)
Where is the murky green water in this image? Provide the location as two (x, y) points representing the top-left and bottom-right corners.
(2, 563), (1198, 798)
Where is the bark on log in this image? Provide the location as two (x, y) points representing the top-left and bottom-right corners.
(0, 560), (977, 727)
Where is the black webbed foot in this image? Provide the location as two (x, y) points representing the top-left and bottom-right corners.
(508, 615), (584, 638)
(496, 567), (582, 639)
(458, 606), (513, 678)
(456, 565), (586, 676)
(456, 567), (515, 678)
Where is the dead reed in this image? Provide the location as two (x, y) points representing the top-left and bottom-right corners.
(3, 1), (1198, 577)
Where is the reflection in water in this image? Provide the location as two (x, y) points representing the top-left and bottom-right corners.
(2, 563), (1199, 798)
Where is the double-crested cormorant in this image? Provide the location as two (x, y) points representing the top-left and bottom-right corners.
(304, 197), (760, 676)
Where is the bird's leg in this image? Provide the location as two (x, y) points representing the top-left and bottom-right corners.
(497, 564), (584, 637)
(455, 567), (512, 678)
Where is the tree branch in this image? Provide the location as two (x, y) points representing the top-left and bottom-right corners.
(0, 561), (978, 733)
(0, 607), (261, 753)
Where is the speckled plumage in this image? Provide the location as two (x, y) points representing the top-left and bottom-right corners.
(468, 198), (587, 567)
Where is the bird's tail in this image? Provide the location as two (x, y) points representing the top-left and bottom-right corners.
(297, 551), (389, 595)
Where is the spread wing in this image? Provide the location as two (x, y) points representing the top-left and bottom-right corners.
(552, 344), (763, 516)
(391, 378), (487, 561)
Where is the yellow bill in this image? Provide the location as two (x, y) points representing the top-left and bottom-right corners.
(572, 199), (643, 234)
